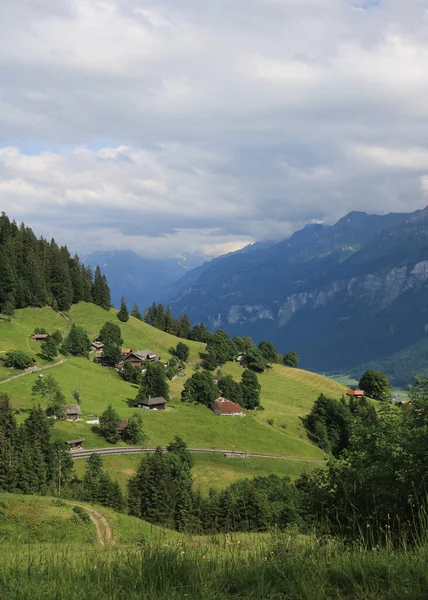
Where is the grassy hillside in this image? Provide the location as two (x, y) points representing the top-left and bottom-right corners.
(0, 492), (177, 548)
(0, 302), (348, 466)
(75, 453), (321, 496)
(0, 493), (96, 544)
(68, 302), (205, 364)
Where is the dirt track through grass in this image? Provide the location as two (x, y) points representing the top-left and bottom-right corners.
(72, 504), (115, 546)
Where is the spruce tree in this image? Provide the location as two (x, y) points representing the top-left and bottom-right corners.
(0, 395), (19, 491)
(99, 404), (121, 443)
(117, 296), (129, 322)
(92, 266), (111, 310)
(139, 363), (169, 400)
(240, 369), (261, 410)
(124, 413), (146, 445)
(61, 325), (91, 356)
(98, 321), (123, 346)
(131, 303), (142, 320)
(41, 338), (58, 361)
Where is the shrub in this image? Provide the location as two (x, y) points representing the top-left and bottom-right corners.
(73, 506), (91, 523)
(3, 350), (33, 369)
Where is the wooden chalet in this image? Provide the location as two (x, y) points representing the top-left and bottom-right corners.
(135, 396), (167, 411)
(91, 341), (105, 353)
(117, 419), (129, 437)
(123, 350), (160, 368)
(65, 438), (84, 450)
(347, 389), (365, 398)
(63, 404), (81, 421)
(31, 333), (49, 342)
(211, 397), (243, 416)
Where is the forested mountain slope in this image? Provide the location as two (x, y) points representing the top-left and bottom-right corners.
(168, 208), (428, 384)
(0, 212), (110, 313)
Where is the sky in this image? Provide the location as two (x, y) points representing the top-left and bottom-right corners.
(1, 0), (428, 258)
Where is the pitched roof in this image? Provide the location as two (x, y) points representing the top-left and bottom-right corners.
(31, 334), (49, 340)
(211, 397), (243, 414)
(91, 341), (104, 349)
(117, 419), (129, 431)
(66, 404), (81, 415)
(65, 438), (85, 445)
(138, 396), (167, 406)
(347, 389), (365, 397)
(122, 348), (132, 355)
(126, 349), (159, 361)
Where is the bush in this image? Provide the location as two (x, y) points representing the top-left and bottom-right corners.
(3, 350), (33, 369)
(73, 506), (91, 523)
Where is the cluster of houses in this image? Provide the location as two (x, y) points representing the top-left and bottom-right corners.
(91, 341), (160, 370)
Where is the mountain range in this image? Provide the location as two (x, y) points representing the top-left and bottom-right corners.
(80, 250), (208, 311)
(167, 207), (428, 385)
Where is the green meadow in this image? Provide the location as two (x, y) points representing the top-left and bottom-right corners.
(2, 490), (428, 600)
(74, 452), (321, 496)
(0, 302), (352, 493)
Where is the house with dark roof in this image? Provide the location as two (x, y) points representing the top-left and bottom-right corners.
(91, 341), (105, 353)
(136, 396), (167, 411)
(123, 350), (160, 367)
(211, 397), (243, 416)
(31, 333), (49, 342)
(64, 404), (81, 421)
(117, 419), (129, 437)
(65, 438), (85, 450)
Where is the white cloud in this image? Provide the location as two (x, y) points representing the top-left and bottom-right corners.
(1, 0), (428, 256)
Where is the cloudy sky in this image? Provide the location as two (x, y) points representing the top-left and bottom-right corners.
(1, 0), (428, 258)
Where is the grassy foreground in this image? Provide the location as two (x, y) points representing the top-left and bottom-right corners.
(1, 493), (428, 599)
(2, 536), (428, 599)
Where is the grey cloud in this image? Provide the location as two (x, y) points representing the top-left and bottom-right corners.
(1, 0), (428, 256)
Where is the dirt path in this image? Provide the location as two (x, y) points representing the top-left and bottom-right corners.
(73, 503), (115, 546)
(0, 359), (66, 385)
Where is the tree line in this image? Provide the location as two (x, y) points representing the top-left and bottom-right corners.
(0, 394), (125, 510)
(0, 212), (111, 314)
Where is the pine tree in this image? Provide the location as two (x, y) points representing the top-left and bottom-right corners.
(0, 395), (19, 491)
(98, 321), (123, 346)
(99, 404), (121, 443)
(124, 413), (146, 445)
(178, 313), (191, 339)
(41, 338), (58, 361)
(240, 369), (261, 410)
(139, 363), (169, 400)
(61, 325), (91, 356)
(131, 303), (142, 320)
(92, 266), (111, 310)
(117, 296), (129, 322)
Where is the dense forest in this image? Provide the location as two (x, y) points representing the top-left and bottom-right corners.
(0, 212), (111, 314)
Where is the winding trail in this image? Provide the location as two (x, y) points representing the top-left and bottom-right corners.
(71, 446), (325, 463)
(71, 503), (115, 546)
(0, 359), (66, 385)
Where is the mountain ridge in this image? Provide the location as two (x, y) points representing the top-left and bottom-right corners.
(167, 208), (428, 384)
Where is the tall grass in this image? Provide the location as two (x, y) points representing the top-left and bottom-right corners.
(2, 532), (428, 599)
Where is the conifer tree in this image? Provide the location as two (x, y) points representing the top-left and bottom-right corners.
(92, 266), (111, 310)
(98, 321), (123, 346)
(41, 338), (58, 361)
(131, 303), (142, 320)
(117, 296), (129, 322)
(138, 363), (169, 400)
(125, 413), (146, 445)
(61, 325), (91, 356)
(240, 369), (261, 410)
(99, 404), (121, 443)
